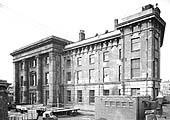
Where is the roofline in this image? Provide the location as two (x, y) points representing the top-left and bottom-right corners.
(116, 9), (166, 47)
(117, 9), (166, 29)
(64, 30), (121, 51)
(10, 35), (73, 56)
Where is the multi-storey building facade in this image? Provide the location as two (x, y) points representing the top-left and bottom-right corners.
(160, 81), (170, 96)
(11, 4), (166, 111)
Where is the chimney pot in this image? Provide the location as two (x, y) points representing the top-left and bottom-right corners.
(79, 30), (85, 41)
(114, 19), (118, 29)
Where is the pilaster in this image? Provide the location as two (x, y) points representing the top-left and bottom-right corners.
(22, 59), (28, 103)
(13, 62), (20, 104)
(36, 55), (42, 104)
(48, 52), (60, 107)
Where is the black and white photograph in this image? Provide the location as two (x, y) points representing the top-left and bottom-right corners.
(0, 0), (170, 120)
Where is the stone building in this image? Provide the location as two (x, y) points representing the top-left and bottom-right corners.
(0, 80), (11, 120)
(160, 80), (170, 96)
(8, 85), (14, 104)
(10, 4), (166, 111)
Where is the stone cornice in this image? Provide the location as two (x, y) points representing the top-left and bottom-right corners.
(10, 35), (72, 56)
(116, 8), (166, 47)
(117, 8), (166, 29)
(64, 30), (121, 51)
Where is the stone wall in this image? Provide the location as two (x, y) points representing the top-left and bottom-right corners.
(95, 96), (150, 120)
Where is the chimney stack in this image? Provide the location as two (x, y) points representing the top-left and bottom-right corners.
(79, 30), (85, 41)
(114, 19), (118, 29)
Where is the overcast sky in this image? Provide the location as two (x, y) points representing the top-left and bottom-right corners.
(0, 0), (169, 84)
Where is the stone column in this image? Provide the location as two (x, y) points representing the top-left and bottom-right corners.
(13, 62), (20, 104)
(22, 59), (28, 103)
(48, 52), (60, 107)
(36, 55), (42, 104)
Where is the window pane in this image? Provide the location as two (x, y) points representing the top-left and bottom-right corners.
(89, 54), (95, 64)
(30, 73), (36, 86)
(20, 76), (23, 86)
(77, 71), (82, 84)
(103, 90), (109, 96)
(67, 90), (71, 102)
(132, 42), (140, 51)
(77, 57), (82, 66)
(103, 52), (109, 62)
(89, 69), (95, 83)
(155, 38), (159, 50)
(46, 56), (49, 64)
(103, 67), (110, 82)
(154, 59), (158, 78)
(132, 59), (140, 68)
(131, 38), (140, 51)
(132, 69), (140, 78)
(131, 59), (140, 78)
(66, 59), (71, 67)
(119, 65), (121, 81)
(131, 88), (140, 96)
(119, 49), (121, 60)
(89, 90), (95, 103)
(66, 72), (71, 82)
(33, 59), (36, 67)
(45, 72), (49, 85)
(20, 62), (24, 70)
(77, 90), (82, 102)
(30, 59), (36, 68)
(45, 90), (49, 105)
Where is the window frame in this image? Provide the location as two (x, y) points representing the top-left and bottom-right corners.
(77, 71), (82, 84)
(103, 67), (110, 82)
(45, 56), (49, 65)
(153, 58), (159, 78)
(45, 90), (49, 105)
(89, 90), (95, 104)
(119, 49), (122, 60)
(29, 91), (36, 104)
(103, 51), (109, 62)
(67, 90), (71, 102)
(66, 72), (71, 82)
(30, 59), (36, 68)
(131, 88), (140, 96)
(45, 72), (49, 85)
(89, 54), (95, 64)
(20, 62), (24, 70)
(103, 90), (109, 96)
(77, 57), (82, 66)
(131, 58), (140, 78)
(66, 59), (71, 67)
(89, 69), (95, 83)
(131, 37), (140, 52)
(30, 72), (37, 86)
(20, 76), (24, 86)
(119, 65), (121, 81)
(77, 90), (82, 103)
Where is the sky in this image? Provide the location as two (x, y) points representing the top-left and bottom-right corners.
(0, 0), (169, 84)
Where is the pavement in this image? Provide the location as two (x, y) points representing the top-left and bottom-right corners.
(58, 110), (95, 120)
(9, 109), (95, 120)
(36, 110), (95, 120)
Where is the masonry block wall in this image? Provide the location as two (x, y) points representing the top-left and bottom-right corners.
(63, 35), (121, 110)
(10, 4), (166, 111)
(95, 96), (150, 120)
(11, 37), (70, 106)
(116, 4), (166, 99)
(0, 80), (10, 120)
